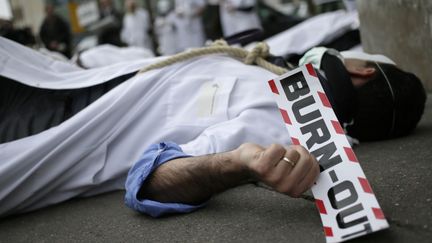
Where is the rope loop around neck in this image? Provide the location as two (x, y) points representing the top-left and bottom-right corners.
(244, 42), (269, 65)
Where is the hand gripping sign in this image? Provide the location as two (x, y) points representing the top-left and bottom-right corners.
(267, 64), (389, 243)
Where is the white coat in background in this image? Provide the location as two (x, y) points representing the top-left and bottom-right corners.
(0, 37), (290, 217)
(154, 0), (177, 55)
(173, 0), (206, 51)
(155, 12), (178, 55)
(121, 7), (153, 50)
(220, 0), (262, 37)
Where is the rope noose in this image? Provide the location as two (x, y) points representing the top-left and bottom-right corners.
(137, 40), (289, 75)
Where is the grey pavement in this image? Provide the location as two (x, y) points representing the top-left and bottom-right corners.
(1, 95), (431, 243)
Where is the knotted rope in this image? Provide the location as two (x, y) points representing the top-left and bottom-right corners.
(137, 40), (289, 75)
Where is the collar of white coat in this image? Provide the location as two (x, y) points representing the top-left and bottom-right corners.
(299, 47), (397, 69)
(340, 50), (396, 65)
(298, 47), (344, 68)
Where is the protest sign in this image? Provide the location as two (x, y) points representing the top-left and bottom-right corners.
(267, 64), (389, 242)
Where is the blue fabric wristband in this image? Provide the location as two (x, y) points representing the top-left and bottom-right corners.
(124, 142), (207, 217)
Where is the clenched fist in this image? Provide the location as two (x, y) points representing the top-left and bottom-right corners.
(232, 143), (320, 197)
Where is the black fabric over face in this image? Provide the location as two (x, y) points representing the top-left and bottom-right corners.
(347, 63), (427, 141)
(319, 52), (357, 125)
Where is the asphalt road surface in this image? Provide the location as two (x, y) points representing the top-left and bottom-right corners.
(1, 95), (431, 243)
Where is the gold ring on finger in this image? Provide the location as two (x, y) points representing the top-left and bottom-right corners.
(283, 157), (296, 167)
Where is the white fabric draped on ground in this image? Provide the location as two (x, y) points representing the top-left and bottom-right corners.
(246, 10), (360, 57)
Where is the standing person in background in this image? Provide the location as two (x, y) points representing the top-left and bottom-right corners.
(121, 0), (152, 51)
(1, 19), (36, 47)
(154, 0), (177, 55)
(174, 0), (206, 51)
(219, 0), (262, 37)
(203, 0), (224, 41)
(100, 0), (121, 19)
(39, 3), (72, 58)
(98, 0), (124, 46)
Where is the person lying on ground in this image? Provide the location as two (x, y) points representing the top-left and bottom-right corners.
(0, 37), (426, 217)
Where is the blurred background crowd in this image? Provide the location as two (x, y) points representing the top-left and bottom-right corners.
(0, 0), (357, 59)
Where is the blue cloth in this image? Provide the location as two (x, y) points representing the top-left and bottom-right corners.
(124, 142), (207, 217)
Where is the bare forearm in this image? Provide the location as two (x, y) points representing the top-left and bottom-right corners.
(138, 143), (320, 205)
(138, 151), (251, 205)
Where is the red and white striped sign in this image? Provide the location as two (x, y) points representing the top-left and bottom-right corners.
(268, 64), (389, 242)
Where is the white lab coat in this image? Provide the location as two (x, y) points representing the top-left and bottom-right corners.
(0, 37), (290, 216)
(174, 0), (206, 51)
(248, 10), (359, 57)
(121, 8), (153, 50)
(154, 12), (178, 55)
(220, 0), (262, 37)
(78, 44), (154, 68)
